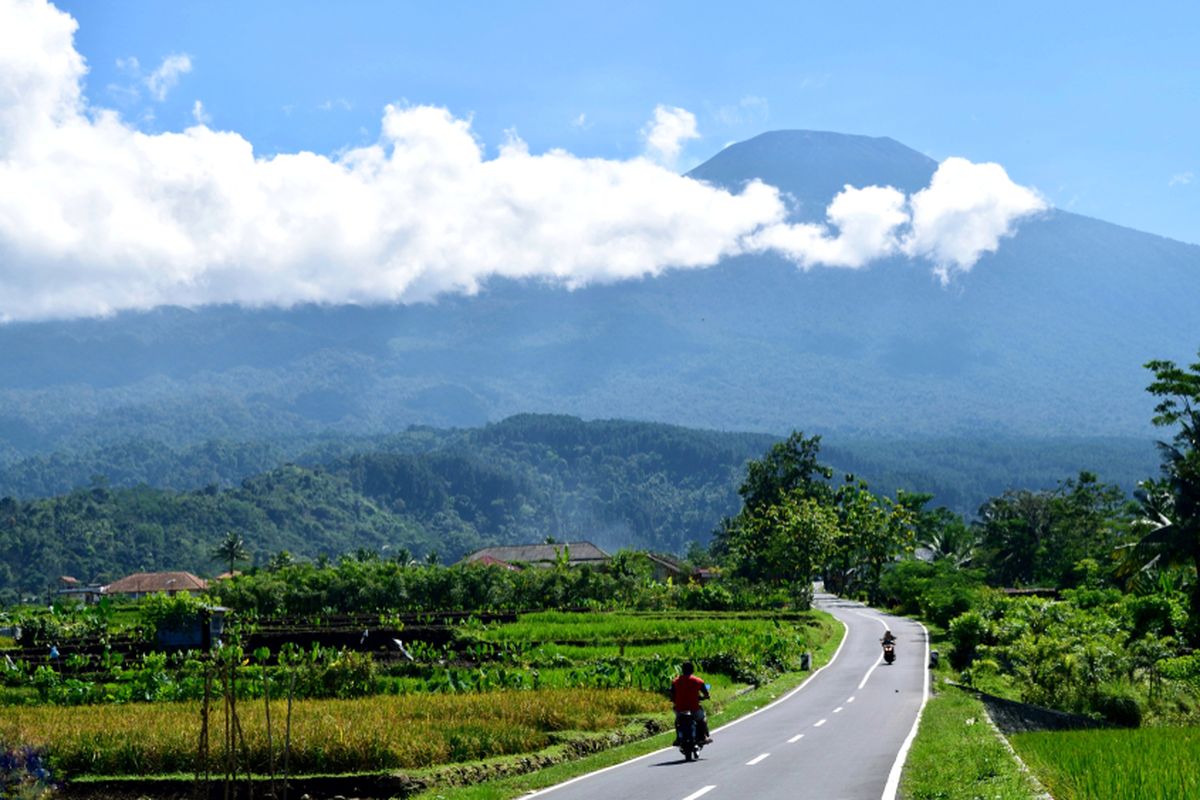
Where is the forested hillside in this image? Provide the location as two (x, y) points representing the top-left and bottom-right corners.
(0, 416), (777, 601)
(0, 412), (1162, 603)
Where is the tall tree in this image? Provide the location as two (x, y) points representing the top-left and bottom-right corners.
(737, 431), (834, 512)
(727, 490), (838, 607)
(212, 531), (249, 575)
(713, 431), (833, 559)
(1124, 352), (1200, 643)
(825, 480), (915, 603)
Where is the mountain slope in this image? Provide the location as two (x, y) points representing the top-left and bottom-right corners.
(0, 130), (1197, 458)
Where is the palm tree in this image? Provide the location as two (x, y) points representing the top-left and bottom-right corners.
(212, 531), (250, 576)
(1120, 355), (1200, 644)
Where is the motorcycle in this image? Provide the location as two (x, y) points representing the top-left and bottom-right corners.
(674, 710), (705, 761)
(882, 641), (896, 665)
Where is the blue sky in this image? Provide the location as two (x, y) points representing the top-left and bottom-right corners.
(58, 0), (1199, 245)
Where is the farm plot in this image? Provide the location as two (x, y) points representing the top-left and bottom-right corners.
(1, 610), (838, 782)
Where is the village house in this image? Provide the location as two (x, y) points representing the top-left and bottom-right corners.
(103, 571), (209, 600)
(461, 542), (610, 569)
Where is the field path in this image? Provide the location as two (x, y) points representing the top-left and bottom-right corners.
(527, 592), (929, 800)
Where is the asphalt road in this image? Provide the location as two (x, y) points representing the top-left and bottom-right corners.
(528, 592), (929, 800)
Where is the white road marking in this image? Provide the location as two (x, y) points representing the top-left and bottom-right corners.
(814, 718), (827, 727)
(847, 696), (856, 703)
(746, 753), (771, 766)
(833, 706), (843, 713)
(858, 655), (883, 689)
(517, 612), (853, 799)
(682, 786), (717, 800)
(881, 620), (932, 800)
(788, 733), (805, 743)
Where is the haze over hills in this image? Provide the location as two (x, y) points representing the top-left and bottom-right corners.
(1, 130), (1197, 466)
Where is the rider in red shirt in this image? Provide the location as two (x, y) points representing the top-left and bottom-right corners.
(670, 661), (712, 743)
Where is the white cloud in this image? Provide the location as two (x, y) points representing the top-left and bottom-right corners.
(571, 112), (588, 129)
(145, 53), (191, 101)
(318, 97), (352, 112)
(901, 157), (1046, 282)
(1169, 171), (1193, 187)
(747, 185), (909, 268)
(0, 0), (1047, 322)
(191, 99), (210, 125)
(641, 104), (699, 167)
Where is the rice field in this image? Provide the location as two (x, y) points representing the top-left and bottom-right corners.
(0, 688), (664, 776)
(1010, 726), (1200, 800)
(0, 609), (839, 781)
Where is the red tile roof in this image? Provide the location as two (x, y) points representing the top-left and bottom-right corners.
(105, 571), (208, 594)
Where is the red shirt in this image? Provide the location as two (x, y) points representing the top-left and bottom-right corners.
(671, 674), (707, 712)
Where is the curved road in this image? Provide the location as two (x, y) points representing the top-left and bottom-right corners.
(528, 593), (929, 800)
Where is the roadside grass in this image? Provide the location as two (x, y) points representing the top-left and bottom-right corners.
(900, 682), (1043, 800)
(899, 623), (1042, 800)
(409, 611), (844, 800)
(1010, 726), (1200, 800)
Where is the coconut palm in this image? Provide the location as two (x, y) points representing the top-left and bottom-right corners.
(212, 531), (250, 576)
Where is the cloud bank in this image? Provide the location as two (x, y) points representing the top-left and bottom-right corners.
(0, 0), (1046, 323)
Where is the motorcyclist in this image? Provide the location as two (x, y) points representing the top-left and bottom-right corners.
(881, 629), (897, 645)
(670, 661), (712, 744)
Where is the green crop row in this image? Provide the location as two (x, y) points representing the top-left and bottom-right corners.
(1011, 726), (1200, 800)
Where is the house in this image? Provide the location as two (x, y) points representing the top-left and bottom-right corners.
(467, 554), (520, 571)
(56, 576), (104, 604)
(645, 553), (690, 582)
(103, 571), (209, 599)
(461, 542), (610, 569)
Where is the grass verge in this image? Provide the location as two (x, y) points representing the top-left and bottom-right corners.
(899, 681), (1044, 800)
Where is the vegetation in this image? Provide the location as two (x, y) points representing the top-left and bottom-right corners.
(899, 683), (1041, 800)
(1, 689), (664, 774)
(0, 609), (839, 784)
(1, 347), (1199, 796)
(0, 416), (776, 601)
(1011, 727), (1200, 799)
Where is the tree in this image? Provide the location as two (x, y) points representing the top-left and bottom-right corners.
(1123, 353), (1200, 643)
(713, 431), (833, 559)
(727, 491), (838, 608)
(825, 480), (915, 603)
(737, 431), (833, 513)
(212, 531), (249, 575)
(267, 550), (294, 572)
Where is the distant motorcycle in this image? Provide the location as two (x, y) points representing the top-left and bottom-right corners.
(675, 709), (705, 761)
(882, 641), (896, 665)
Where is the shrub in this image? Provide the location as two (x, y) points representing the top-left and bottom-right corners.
(948, 610), (989, 671)
(1093, 684), (1142, 727)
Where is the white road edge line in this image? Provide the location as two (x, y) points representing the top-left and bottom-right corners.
(788, 733), (804, 743)
(847, 696), (856, 703)
(880, 619), (931, 800)
(519, 606), (852, 798)
(682, 786), (717, 800)
(746, 753), (771, 766)
(833, 706), (843, 713)
(814, 718), (827, 727)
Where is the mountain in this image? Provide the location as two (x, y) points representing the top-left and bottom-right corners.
(1, 130), (1197, 463)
